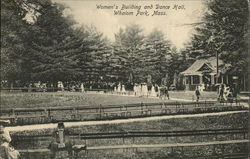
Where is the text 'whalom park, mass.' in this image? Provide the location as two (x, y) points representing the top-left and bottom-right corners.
(96, 4), (186, 16)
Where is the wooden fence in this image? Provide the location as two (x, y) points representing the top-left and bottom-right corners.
(14, 128), (249, 159)
(1, 101), (246, 126)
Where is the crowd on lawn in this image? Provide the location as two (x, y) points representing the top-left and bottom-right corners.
(2, 80), (240, 103)
(114, 83), (170, 100)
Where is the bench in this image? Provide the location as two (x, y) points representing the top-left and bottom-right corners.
(148, 108), (172, 115)
(103, 111), (130, 118)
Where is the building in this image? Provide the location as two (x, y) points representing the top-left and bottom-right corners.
(180, 57), (248, 91)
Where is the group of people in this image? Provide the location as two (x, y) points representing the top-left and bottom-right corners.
(194, 83), (238, 102)
(113, 83), (171, 100)
(114, 83), (126, 93)
(159, 86), (170, 100)
(218, 83), (237, 102)
(0, 121), (87, 159)
(133, 83), (149, 97)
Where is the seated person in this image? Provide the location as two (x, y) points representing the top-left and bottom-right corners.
(0, 120), (20, 159)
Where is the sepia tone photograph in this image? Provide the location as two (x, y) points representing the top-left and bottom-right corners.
(0, 0), (249, 158)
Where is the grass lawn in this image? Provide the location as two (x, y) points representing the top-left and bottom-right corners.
(1, 92), (164, 109)
(0, 90), (230, 109)
(169, 90), (217, 101)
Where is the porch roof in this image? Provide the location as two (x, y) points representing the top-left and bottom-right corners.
(180, 57), (224, 76)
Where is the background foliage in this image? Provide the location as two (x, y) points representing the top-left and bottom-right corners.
(1, 0), (248, 89)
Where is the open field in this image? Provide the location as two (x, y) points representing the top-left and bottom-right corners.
(1, 92), (164, 109)
(0, 91), (223, 109)
(2, 90), (247, 110)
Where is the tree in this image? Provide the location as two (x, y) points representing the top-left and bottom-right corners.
(1, 0), (32, 86)
(25, 1), (79, 86)
(189, 0), (248, 71)
(113, 24), (145, 85)
(78, 26), (112, 87)
(141, 29), (172, 85)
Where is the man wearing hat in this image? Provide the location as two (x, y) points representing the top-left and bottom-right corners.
(0, 120), (20, 159)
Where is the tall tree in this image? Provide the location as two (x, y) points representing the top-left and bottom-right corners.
(26, 1), (80, 86)
(113, 24), (145, 85)
(141, 29), (172, 85)
(1, 0), (32, 86)
(189, 0), (248, 71)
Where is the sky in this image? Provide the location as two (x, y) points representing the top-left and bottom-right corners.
(53, 0), (206, 50)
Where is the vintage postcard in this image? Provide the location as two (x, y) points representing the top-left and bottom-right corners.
(1, 0), (249, 158)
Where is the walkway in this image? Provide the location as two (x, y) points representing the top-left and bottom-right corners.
(6, 110), (247, 132)
(18, 139), (249, 152)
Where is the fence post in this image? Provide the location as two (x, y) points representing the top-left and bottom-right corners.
(221, 144), (225, 157)
(12, 108), (15, 116)
(175, 102), (178, 113)
(141, 102), (143, 115)
(212, 144), (216, 157)
(85, 149), (88, 159)
(181, 147), (184, 158)
(99, 104), (102, 119)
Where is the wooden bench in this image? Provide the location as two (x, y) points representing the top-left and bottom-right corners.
(75, 112), (102, 120)
(103, 110), (130, 118)
(147, 108), (172, 115)
(176, 108), (188, 114)
(130, 109), (151, 116)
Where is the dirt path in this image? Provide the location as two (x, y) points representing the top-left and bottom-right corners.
(6, 110), (247, 132)
(18, 139), (249, 152)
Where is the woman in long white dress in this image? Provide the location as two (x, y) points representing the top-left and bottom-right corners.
(151, 85), (157, 97)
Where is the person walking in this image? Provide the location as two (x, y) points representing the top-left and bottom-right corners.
(195, 86), (201, 102)
(218, 84), (225, 102)
(164, 86), (170, 100)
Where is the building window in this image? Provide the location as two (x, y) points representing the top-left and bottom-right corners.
(217, 76), (222, 83)
(193, 75), (200, 84)
(186, 76), (190, 84)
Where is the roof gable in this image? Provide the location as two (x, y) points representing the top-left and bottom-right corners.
(197, 63), (213, 72)
(181, 57), (225, 75)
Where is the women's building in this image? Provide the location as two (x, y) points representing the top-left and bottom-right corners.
(180, 57), (248, 91)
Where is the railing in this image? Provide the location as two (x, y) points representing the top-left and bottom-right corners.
(12, 128), (248, 140)
(13, 128), (249, 159)
(1, 101), (246, 126)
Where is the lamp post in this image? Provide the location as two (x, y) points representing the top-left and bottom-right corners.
(208, 32), (219, 84)
(216, 50), (219, 84)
